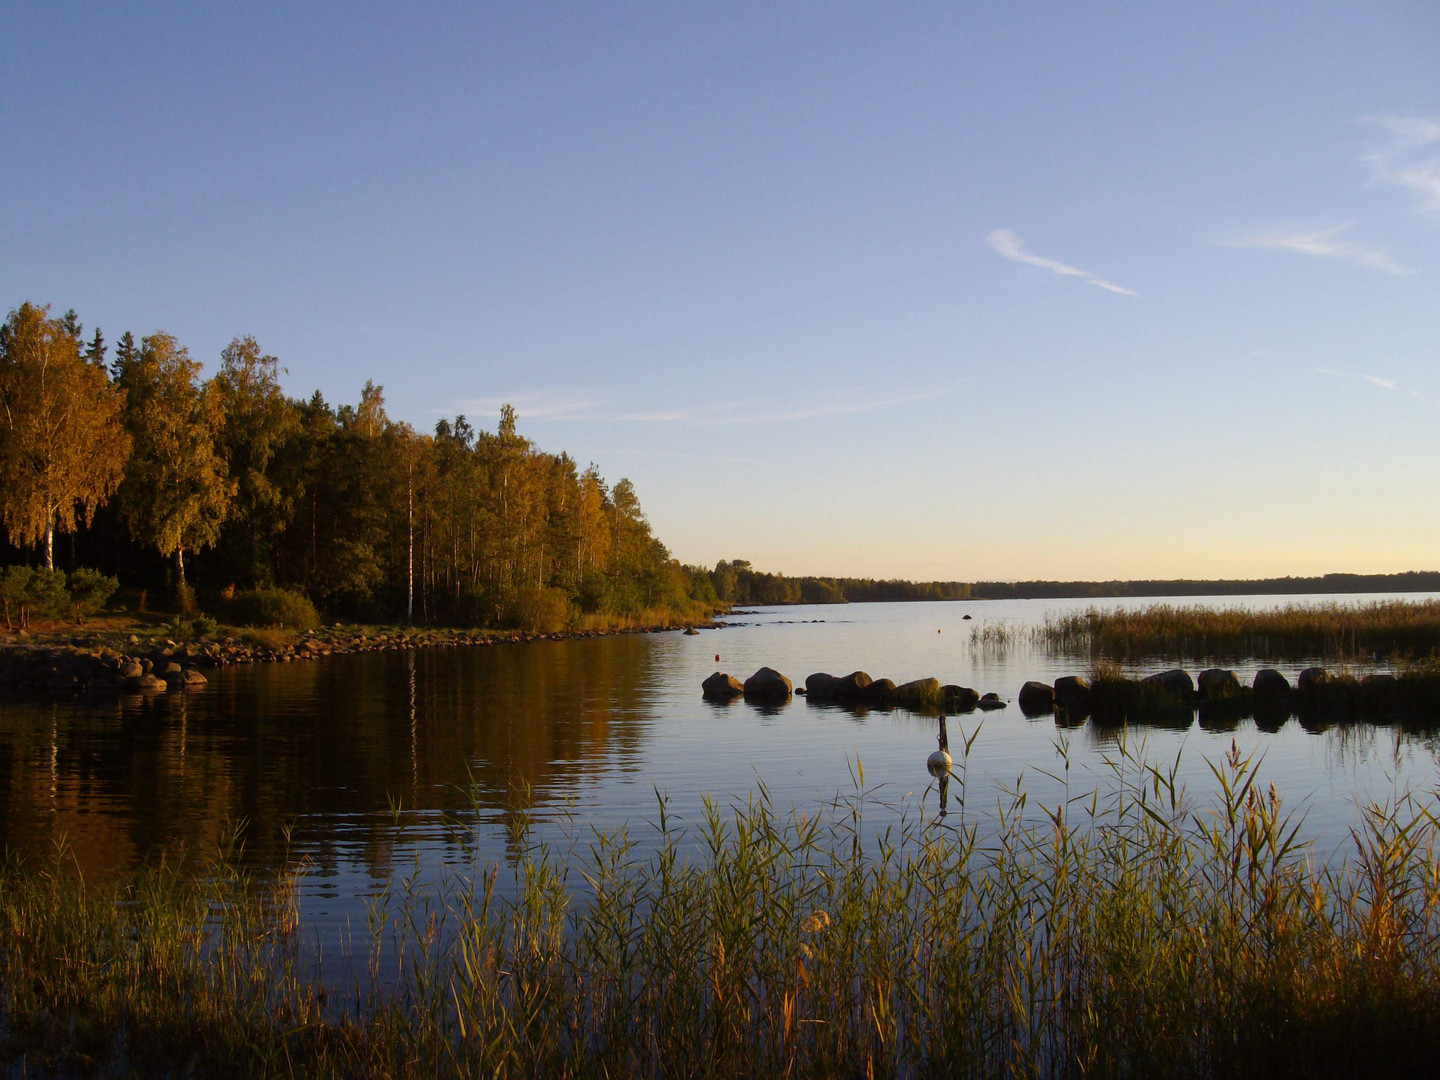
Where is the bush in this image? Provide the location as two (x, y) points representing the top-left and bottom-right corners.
(224, 588), (321, 631)
(511, 586), (573, 634)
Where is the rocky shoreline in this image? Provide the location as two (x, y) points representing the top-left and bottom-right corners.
(0, 620), (726, 701)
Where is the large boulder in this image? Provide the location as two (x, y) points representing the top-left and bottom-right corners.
(894, 677), (941, 706)
(1053, 675), (1092, 711)
(1297, 667), (1330, 694)
(1018, 681), (1055, 715)
(863, 678), (897, 705)
(1142, 669), (1194, 702)
(1197, 668), (1242, 702)
(941, 684), (980, 712)
(977, 692), (1007, 711)
(834, 671), (873, 700)
(1252, 668), (1291, 699)
(805, 672), (842, 699)
(702, 672), (744, 699)
(743, 667), (792, 701)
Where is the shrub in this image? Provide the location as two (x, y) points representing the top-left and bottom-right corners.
(511, 586), (573, 634)
(224, 587), (321, 630)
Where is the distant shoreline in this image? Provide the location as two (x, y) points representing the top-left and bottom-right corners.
(719, 570), (1440, 606)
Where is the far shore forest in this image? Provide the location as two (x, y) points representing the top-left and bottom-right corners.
(3, 300), (1438, 634)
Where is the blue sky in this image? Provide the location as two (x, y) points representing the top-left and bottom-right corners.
(3, 2), (1438, 580)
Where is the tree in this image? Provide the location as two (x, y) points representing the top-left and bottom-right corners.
(211, 335), (301, 586)
(116, 332), (234, 590)
(0, 302), (130, 568)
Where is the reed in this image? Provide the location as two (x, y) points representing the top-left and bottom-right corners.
(1037, 599), (1440, 661)
(5, 743), (1440, 1076)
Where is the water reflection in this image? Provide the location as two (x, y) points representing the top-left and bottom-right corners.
(0, 637), (659, 879)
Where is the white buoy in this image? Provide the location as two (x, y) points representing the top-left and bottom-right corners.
(926, 749), (952, 776)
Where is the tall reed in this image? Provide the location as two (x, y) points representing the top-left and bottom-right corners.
(1037, 599), (1440, 661)
(5, 741), (1440, 1076)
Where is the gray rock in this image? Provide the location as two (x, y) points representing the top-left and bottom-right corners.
(1297, 667), (1330, 694)
(833, 671), (873, 700)
(1018, 680), (1056, 714)
(1142, 669), (1194, 700)
(863, 678), (897, 704)
(1053, 676), (1092, 710)
(895, 677), (941, 706)
(702, 672), (744, 699)
(941, 685), (980, 712)
(1252, 668), (1291, 699)
(977, 692), (1007, 711)
(743, 667), (792, 701)
(805, 672), (842, 699)
(1197, 668), (1242, 701)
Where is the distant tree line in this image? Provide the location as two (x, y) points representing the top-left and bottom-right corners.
(707, 560), (1440, 606)
(0, 302), (717, 627)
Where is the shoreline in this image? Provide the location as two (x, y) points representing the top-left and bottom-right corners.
(0, 616), (728, 701)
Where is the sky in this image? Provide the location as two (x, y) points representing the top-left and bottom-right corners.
(3, 2), (1439, 582)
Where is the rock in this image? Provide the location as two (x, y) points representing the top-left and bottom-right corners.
(127, 673), (167, 692)
(180, 668), (208, 687)
(161, 661), (183, 677)
(941, 685), (980, 712)
(977, 692), (1007, 711)
(863, 678), (897, 705)
(1053, 676), (1092, 710)
(699, 668), (743, 702)
(683, 627), (700, 636)
(1142, 669), (1194, 701)
(962, 614), (973, 620)
(834, 671), (873, 700)
(1197, 668), (1242, 702)
(743, 666), (792, 701)
(805, 672), (842, 699)
(1018, 681), (1055, 714)
(1297, 667), (1330, 694)
(1252, 668), (1291, 699)
(894, 677), (941, 706)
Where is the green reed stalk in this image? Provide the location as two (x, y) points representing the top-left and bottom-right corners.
(6, 741), (1440, 1076)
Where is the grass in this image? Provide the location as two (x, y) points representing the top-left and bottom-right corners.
(1037, 599), (1440, 661)
(5, 743), (1440, 1077)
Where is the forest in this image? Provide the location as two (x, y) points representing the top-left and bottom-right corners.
(0, 302), (718, 630)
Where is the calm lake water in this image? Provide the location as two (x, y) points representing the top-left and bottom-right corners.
(4, 593), (1440, 942)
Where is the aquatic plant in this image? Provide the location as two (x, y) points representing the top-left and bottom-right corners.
(1037, 599), (1440, 662)
(4, 741), (1440, 1076)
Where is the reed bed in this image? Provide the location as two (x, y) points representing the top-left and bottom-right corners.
(5, 743), (1440, 1077)
(1037, 599), (1440, 661)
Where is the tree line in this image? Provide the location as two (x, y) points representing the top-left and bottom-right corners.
(0, 302), (717, 628)
(706, 561), (1440, 607)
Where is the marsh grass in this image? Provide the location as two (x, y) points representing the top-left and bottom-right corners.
(1038, 599), (1440, 662)
(5, 743), (1440, 1077)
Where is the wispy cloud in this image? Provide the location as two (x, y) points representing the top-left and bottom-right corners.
(984, 229), (1138, 297)
(1316, 367), (1398, 391)
(1227, 224), (1410, 275)
(453, 388), (951, 427)
(1362, 114), (1440, 217)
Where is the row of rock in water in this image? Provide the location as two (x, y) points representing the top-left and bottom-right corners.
(703, 668), (1008, 711)
(706, 664), (1440, 722)
(1018, 665), (1434, 720)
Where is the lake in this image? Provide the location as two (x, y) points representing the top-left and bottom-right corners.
(3, 593), (1439, 947)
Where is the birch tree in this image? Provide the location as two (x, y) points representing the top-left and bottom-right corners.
(0, 302), (130, 568)
(116, 332), (234, 590)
